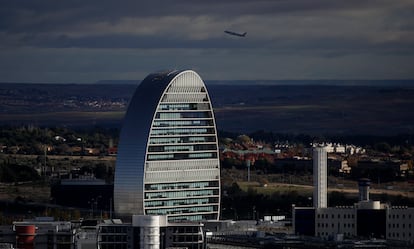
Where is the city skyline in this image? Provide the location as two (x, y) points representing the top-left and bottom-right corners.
(1, 1), (414, 83)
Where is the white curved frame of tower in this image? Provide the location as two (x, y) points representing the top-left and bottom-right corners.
(114, 70), (221, 221)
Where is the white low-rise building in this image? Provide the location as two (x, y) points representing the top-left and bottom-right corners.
(294, 178), (414, 244)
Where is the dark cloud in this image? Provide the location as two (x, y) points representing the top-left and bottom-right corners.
(0, 0), (408, 33)
(0, 0), (413, 82)
(28, 34), (242, 49)
(12, 31), (412, 59)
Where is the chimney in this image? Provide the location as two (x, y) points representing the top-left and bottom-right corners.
(358, 178), (371, 201)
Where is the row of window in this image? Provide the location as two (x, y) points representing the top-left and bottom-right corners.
(172, 235), (202, 243)
(149, 136), (216, 145)
(158, 103), (209, 111)
(148, 144), (217, 153)
(388, 223), (412, 229)
(145, 169), (219, 183)
(169, 213), (217, 222)
(318, 223), (414, 231)
(317, 213), (354, 219)
(144, 197), (218, 208)
(388, 232), (412, 238)
(100, 235), (127, 242)
(318, 213), (414, 220)
(147, 152), (217, 161)
(150, 128), (215, 136)
(146, 164), (218, 172)
(155, 112), (211, 120)
(146, 205), (218, 215)
(317, 223), (354, 229)
(153, 119), (214, 127)
(169, 226), (200, 234)
(145, 199), (207, 208)
(162, 94), (208, 103)
(388, 214), (412, 219)
(145, 181), (219, 191)
(164, 85), (206, 93)
(100, 226), (128, 233)
(165, 81), (206, 91)
(189, 152), (215, 159)
(145, 189), (218, 199)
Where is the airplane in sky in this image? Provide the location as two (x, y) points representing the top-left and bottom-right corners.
(224, 30), (247, 37)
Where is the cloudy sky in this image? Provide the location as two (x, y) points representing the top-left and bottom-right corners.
(1, 0), (414, 83)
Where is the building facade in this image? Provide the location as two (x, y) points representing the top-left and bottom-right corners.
(293, 179), (414, 244)
(387, 207), (414, 241)
(0, 219), (73, 249)
(114, 70), (220, 221)
(0, 216), (205, 249)
(97, 215), (205, 249)
(313, 146), (327, 208)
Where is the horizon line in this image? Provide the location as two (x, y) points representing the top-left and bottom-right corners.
(1, 78), (414, 85)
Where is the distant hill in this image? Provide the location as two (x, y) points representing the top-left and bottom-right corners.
(1, 81), (414, 136)
(205, 79), (414, 86)
(95, 80), (139, 85)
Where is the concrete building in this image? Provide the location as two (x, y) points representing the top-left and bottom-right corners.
(0, 218), (73, 249)
(114, 70), (220, 221)
(293, 179), (414, 244)
(0, 216), (205, 249)
(97, 215), (205, 249)
(313, 146), (327, 208)
(387, 207), (414, 241)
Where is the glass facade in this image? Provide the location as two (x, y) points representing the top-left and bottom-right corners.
(114, 70), (220, 221)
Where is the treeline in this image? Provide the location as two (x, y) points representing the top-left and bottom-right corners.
(0, 163), (40, 182)
(221, 182), (312, 219)
(221, 157), (412, 183)
(220, 183), (414, 220)
(0, 125), (119, 155)
(220, 129), (414, 151)
(0, 203), (101, 224)
(0, 158), (114, 183)
(1, 125), (413, 155)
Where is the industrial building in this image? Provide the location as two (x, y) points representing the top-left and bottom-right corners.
(293, 146), (414, 244)
(0, 217), (73, 249)
(0, 215), (205, 249)
(114, 70), (220, 221)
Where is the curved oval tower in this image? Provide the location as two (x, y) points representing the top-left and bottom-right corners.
(114, 70), (220, 221)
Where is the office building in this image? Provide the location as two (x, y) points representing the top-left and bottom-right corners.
(114, 70), (220, 221)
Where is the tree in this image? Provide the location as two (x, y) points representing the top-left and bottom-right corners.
(94, 163), (109, 179)
(374, 142), (392, 153)
(227, 182), (242, 196)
